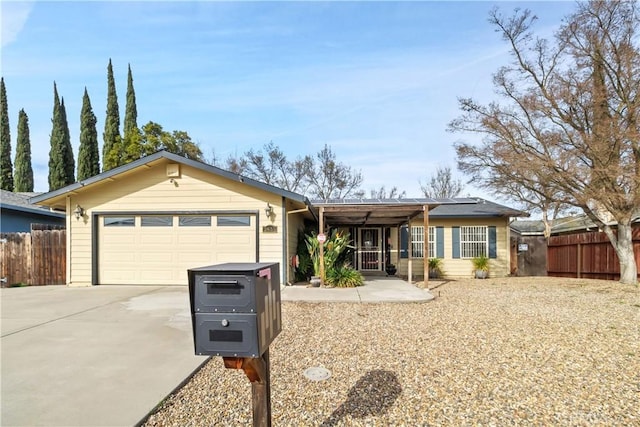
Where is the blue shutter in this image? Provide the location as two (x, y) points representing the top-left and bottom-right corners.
(400, 225), (408, 259)
(488, 226), (497, 258)
(452, 226), (460, 259)
(436, 226), (444, 258)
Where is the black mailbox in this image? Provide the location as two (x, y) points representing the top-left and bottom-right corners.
(188, 262), (281, 357)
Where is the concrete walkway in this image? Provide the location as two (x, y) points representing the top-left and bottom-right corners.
(281, 276), (435, 303)
(1, 285), (208, 427)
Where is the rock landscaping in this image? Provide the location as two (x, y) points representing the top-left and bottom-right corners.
(144, 277), (639, 426)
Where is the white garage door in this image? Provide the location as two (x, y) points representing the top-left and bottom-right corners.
(98, 214), (256, 285)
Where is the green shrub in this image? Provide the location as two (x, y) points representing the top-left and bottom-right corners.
(325, 265), (364, 288)
(471, 254), (490, 272)
(428, 258), (443, 278)
(305, 229), (353, 279)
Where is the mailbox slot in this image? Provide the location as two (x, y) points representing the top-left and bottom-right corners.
(195, 313), (260, 357)
(194, 274), (255, 313)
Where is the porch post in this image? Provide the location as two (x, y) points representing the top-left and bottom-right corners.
(319, 206), (325, 285)
(423, 205), (429, 286)
(408, 217), (413, 283)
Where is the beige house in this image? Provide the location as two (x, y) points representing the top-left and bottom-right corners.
(32, 151), (525, 287)
(314, 199), (525, 281)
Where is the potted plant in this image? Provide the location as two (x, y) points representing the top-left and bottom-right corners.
(385, 263), (397, 276)
(472, 254), (490, 279)
(428, 258), (443, 279)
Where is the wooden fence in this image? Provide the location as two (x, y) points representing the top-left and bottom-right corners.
(548, 226), (640, 280)
(1, 225), (66, 286)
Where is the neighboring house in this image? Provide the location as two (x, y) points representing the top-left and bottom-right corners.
(31, 151), (526, 286)
(0, 190), (65, 233)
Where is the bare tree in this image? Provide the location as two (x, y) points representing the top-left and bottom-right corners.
(306, 144), (363, 199)
(369, 186), (406, 199)
(241, 142), (311, 194)
(420, 166), (464, 198)
(449, 1), (639, 284)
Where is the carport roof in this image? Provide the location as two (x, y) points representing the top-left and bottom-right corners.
(312, 197), (527, 226)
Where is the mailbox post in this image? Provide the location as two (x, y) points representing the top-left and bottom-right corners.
(188, 262), (281, 427)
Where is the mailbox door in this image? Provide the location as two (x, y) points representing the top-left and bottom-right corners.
(194, 274), (255, 313)
(194, 313), (260, 357)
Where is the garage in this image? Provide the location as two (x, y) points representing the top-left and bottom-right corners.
(98, 213), (257, 285)
(30, 151), (314, 287)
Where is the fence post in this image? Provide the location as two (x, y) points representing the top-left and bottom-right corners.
(576, 242), (581, 278)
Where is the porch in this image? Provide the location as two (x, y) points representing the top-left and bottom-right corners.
(311, 199), (441, 284)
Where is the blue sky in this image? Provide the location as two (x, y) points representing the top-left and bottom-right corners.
(1, 1), (577, 197)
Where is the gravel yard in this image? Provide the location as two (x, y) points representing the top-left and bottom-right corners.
(144, 277), (639, 426)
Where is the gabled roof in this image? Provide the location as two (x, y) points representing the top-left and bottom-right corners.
(0, 190), (65, 218)
(30, 151), (311, 206)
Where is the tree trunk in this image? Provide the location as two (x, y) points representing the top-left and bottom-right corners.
(614, 224), (638, 285)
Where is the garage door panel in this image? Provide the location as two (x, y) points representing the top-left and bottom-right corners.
(140, 252), (175, 263)
(140, 233), (175, 245)
(99, 214), (256, 285)
(176, 233), (213, 245)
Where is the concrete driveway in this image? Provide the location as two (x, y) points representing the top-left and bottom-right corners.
(1, 285), (208, 427)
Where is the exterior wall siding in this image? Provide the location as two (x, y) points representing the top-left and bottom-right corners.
(67, 160), (288, 286)
(398, 217), (511, 279)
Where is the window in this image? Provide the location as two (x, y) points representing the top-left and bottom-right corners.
(103, 217), (135, 227)
(141, 216), (173, 227)
(411, 226), (437, 258)
(428, 226), (436, 258)
(217, 216), (251, 227)
(460, 226), (488, 258)
(179, 216), (211, 227)
(410, 226), (424, 257)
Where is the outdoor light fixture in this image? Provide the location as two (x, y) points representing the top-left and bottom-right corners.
(74, 204), (84, 220)
(265, 203), (274, 218)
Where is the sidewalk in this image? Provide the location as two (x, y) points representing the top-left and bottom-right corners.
(281, 276), (435, 303)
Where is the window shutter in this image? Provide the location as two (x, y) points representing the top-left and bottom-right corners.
(452, 226), (460, 259)
(436, 226), (444, 258)
(488, 226), (497, 258)
(400, 225), (408, 259)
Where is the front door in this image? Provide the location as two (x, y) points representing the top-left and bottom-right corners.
(359, 228), (382, 271)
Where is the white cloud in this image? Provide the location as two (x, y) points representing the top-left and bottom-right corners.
(1, 1), (34, 47)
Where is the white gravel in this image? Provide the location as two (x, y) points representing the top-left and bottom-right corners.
(143, 277), (640, 426)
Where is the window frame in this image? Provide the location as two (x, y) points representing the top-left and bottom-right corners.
(103, 216), (135, 227)
(178, 216), (212, 227)
(140, 215), (173, 227)
(460, 225), (488, 258)
(216, 215), (251, 227)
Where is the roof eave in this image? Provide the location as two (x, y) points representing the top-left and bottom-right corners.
(30, 151), (309, 205)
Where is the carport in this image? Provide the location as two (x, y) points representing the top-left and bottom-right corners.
(311, 199), (442, 284)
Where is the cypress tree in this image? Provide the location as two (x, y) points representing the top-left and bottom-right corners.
(59, 97), (75, 184)
(48, 82), (64, 190)
(14, 109), (34, 192)
(124, 64), (138, 135)
(77, 88), (100, 180)
(0, 77), (14, 191)
(49, 83), (74, 190)
(102, 59), (121, 171)
(122, 63), (142, 163)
